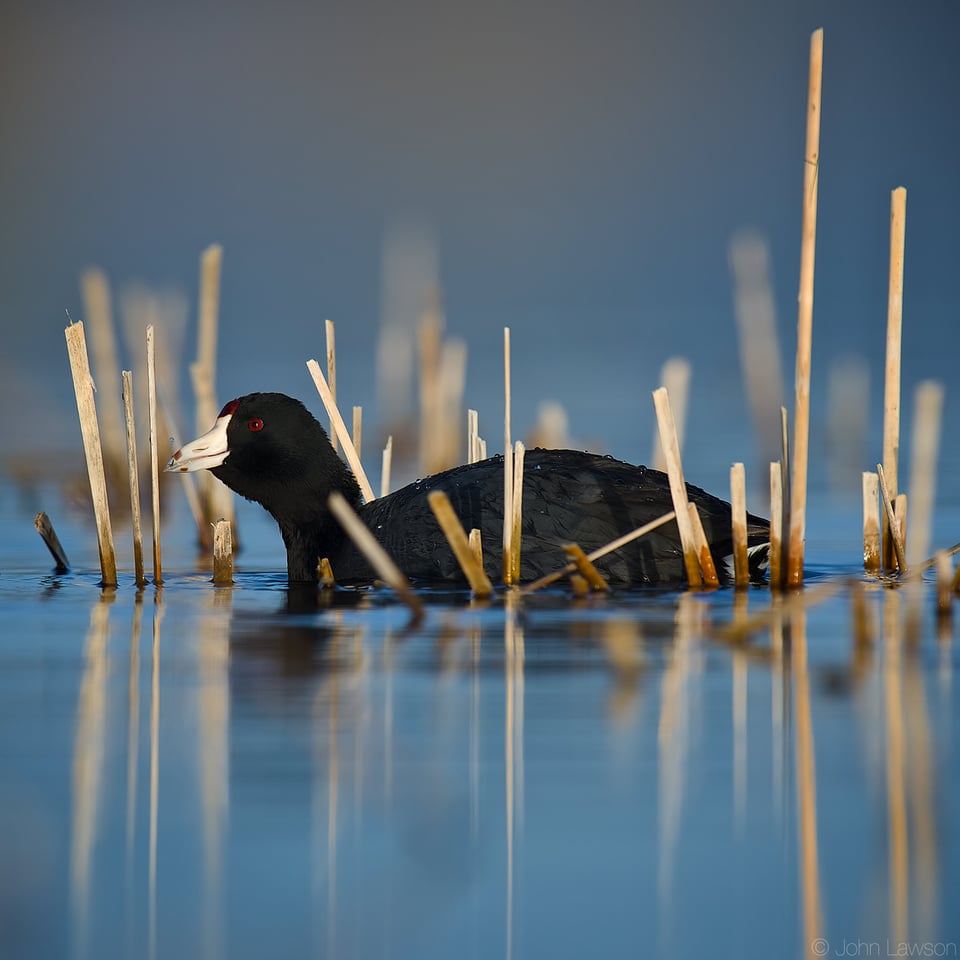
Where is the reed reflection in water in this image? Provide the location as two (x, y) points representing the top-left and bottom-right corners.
(15, 575), (954, 960)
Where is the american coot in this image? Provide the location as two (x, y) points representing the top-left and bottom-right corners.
(166, 392), (770, 586)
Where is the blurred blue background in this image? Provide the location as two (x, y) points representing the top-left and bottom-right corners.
(2, 0), (957, 487)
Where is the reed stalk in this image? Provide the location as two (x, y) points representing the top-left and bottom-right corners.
(511, 441), (525, 583)
(935, 551), (952, 617)
(769, 462), (784, 588)
(34, 512), (70, 573)
(730, 462), (749, 588)
(877, 464), (907, 575)
(352, 406), (362, 459)
(306, 359), (375, 502)
(882, 188), (907, 570)
(502, 327), (514, 585)
(687, 503), (719, 587)
(427, 491), (494, 596)
(211, 519), (233, 585)
(81, 268), (125, 468)
(325, 319), (338, 453)
(787, 28), (824, 587)
(147, 325), (163, 584)
(327, 492), (423, 620)
(729, 233), (785, 470)
(651, 358), (691, 473)
(122, 371), (147, 586)
(65, 320), (118, 587)
(380, 436), (393, 498)
(862, 471), (880, 574)
(905, 380), (944, 568)
(562, 544), (609, 592)
(652, 387), (701, 586)
(469, 528), (483, 569)
(523, 510), (676, 593)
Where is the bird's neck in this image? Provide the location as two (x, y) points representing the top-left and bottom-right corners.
(272, 466), (362, 583)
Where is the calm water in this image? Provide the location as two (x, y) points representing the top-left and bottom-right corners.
(1, 481), (959, 960)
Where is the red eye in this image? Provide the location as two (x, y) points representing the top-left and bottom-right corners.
(248, 418), (264, 432)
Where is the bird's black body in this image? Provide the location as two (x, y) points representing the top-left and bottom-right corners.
(173, 392), (770, 586)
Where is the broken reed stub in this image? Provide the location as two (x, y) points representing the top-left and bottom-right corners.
(562, 544), (609, 592)
(65, 320), (118, 587)
(427, 491), (494, 597)
(935, 551), (953, 616)
(862, 471), (881, 574)
(212, 519), (233, 585)
(687, 503), (720, 587)
(877, 463), (907, 575)
(768, 461), (784, 589)
(34, 511), (70, 573)
(327, 491), (424, 621)
(511, 441), (525, 584)
(522, 509), (676, 593)
(730, 462), (749, 588)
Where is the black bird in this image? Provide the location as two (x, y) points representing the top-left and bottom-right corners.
(166, 392), (770, 586)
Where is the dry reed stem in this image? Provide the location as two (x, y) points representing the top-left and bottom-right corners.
(192, 245), (230, 531)
(325, 319), (338, 453)
(352, 406), (362, 459)
(935, 551), (953, 616)
(34, 511), (70, 572)
(192, 246), (222, 435)
(651, 358), (691, 473)
(787, 28), (824, 588)
(687, 503), (720, 587)
(327, 492), (423, 620)
(905, 380), (944, 567)
(895, 493), (908, 566)
(877, 464), (907, 575)
(730, 462), (749, 588)
(769, 461), (784, 588)
(652, 387), (702, 586)
(469, 528), (483, 568)
(511, 441), (525, 583)
(438, 339), (467, 469)
(569, 574), (589, 597)
(883, 188), (907, 570)
(122, 371), (147, 586)
(211, 520), (233, 586)
(729, 234), (785, 468)
(306, 359), (375, 502)
(467, 409), (480, 464)
(502, 327), (513, 585)
(417, 300), (443, 473)
(862, 471), (881, 574)
(146, 325), (163, 584)
(65, 321), (118, 587)
(81, 268), (125, 465)
(380, 436), (393, 498)
(561, 544), (609, 592)
(522, 510), (677, 593)
(427, 491), (494, 596)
